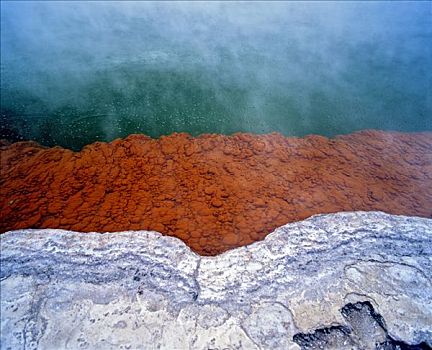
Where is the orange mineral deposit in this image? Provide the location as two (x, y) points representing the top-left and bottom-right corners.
(1, 130), (431, 255)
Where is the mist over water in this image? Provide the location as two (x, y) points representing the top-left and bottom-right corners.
(1, 1), (431, 150)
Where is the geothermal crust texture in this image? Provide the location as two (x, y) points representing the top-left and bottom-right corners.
(1, 212), (431, 349)
(1, 131), (431, 255)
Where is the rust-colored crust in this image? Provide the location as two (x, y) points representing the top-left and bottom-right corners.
(1, 130), (431, 255)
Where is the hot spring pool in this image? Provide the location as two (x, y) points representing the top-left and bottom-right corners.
(1, 1), (431, 150)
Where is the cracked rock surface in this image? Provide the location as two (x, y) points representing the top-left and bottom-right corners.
(1, 211), (431, 349)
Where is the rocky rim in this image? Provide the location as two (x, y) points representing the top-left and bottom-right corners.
(1, 212), (431, 349)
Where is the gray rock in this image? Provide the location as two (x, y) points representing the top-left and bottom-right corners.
(1, 211), (431, 350)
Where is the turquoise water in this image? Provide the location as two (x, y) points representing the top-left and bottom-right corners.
(1, 2), (431, 150)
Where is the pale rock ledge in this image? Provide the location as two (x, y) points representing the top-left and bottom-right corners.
(1, 211), (431, 349)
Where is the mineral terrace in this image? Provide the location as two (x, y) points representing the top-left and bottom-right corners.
(1, 212), (431, 349)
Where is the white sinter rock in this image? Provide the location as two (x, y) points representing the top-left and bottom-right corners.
(1, 211), (431, 349)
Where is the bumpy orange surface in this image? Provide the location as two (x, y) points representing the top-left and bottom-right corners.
(1, 130), (431, 255)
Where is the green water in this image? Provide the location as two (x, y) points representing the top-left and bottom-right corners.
(1, 2), (431, 150)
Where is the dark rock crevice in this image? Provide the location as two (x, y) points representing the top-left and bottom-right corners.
(293, 301), (431, 350)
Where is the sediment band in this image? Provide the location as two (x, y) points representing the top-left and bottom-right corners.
(1, 130), (431, 255)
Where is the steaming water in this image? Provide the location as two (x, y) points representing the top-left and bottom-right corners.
(1, 2), (431, 150)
